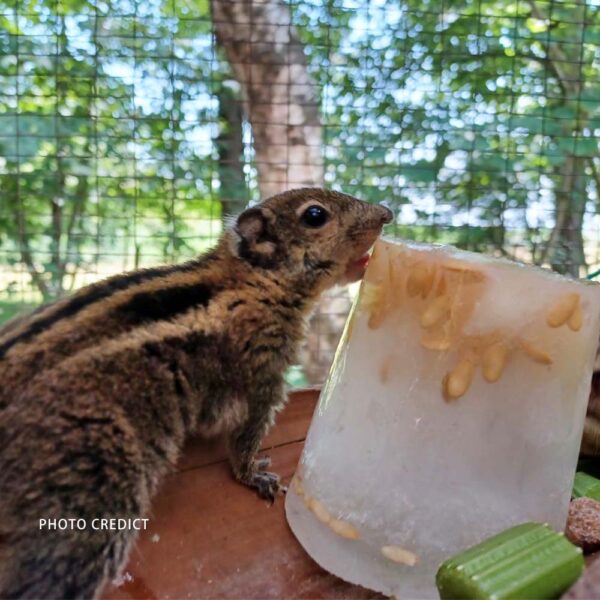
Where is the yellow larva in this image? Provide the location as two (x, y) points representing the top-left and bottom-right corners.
(419, 264), (437, 299)
(369, 304), (388, 330)
(420, 295), (450, 329)
(517, 338), (553, 365)
(568, 304), (583, 332)
(381, 544), (419, 566)
(420, 333), (451, 351)
(546, 293), (579, 328)
(328, 518), (360, 540)
(305, 496), (331, 524)
(436, 273), (447, 296)
(443, 357), (475, 400)
(362, 283), (383, 310)
(482, 341), (509, 383)
(292, 475), (304, 497)
(364, 284), (388, 330)
(406, 263), (432, 297)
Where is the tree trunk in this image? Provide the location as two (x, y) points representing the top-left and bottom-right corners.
(15, 203), (51, 300)
(217, 83), (248, 218)
(211, 0), (324, 197)
(212, 0), (347, 384)
(49, 175), (65, 297)
(49, 16), (68, 298)
(547, 156), (588, 277)
(528, 1), (588, 277)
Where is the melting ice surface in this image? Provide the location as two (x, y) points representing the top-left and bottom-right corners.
(285, 238), (600, 599)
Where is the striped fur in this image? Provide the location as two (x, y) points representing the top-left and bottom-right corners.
(583, 360), (600, 456)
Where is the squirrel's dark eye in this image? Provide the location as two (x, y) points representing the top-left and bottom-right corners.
(301, 205), (329, 228)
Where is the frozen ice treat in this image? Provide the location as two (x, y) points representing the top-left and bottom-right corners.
(286, 238), (600, 599)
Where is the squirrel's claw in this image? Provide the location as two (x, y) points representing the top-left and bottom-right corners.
(245, 469), (285, 503)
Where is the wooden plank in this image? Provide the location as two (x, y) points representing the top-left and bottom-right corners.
(102, 389), (379, 599)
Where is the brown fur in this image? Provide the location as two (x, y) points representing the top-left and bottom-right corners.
(0, 188), (392, 599)
(582, 348), (600, 456)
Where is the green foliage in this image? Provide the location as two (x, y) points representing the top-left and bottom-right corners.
(0, 0), (219, 298)
(0, 0), (598, 301)
(291, 0), (600, 275)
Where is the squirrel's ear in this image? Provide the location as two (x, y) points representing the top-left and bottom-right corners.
(233, 207), (277, 265)
(235, 208), (265, 243)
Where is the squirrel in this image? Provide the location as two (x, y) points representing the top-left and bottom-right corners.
(0, 188), (392, 599)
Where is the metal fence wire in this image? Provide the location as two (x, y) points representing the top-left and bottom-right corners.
(1, 0), (599, 384)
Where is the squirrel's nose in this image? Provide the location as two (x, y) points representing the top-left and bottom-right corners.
(378, 204), (394, 224)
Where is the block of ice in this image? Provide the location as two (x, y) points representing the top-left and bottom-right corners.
(285, 238), (600, 599)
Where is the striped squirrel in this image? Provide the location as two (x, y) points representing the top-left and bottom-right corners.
(0, 188), (392, 599)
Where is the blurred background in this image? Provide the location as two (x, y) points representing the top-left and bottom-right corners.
(1, 0), (599, 385)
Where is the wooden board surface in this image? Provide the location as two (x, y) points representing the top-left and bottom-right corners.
(102, 388), (378, 600)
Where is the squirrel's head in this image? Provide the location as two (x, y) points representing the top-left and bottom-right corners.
(229, 188), (393, 290)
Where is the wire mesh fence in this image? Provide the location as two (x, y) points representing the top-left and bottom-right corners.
(1, 0), (599, 384)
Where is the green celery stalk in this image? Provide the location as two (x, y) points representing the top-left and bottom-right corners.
(436, 522), (584, 600)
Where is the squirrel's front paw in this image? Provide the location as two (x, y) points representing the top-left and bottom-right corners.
(244, 468), (286, 503)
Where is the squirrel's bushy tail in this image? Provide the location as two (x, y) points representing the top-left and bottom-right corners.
(0, 526), (133, 599)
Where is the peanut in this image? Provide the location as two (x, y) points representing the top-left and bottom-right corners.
(381, 545), (419, 566)
(568, 304), (583, 332)
(482, 341), (509, 383)
(420, 295), (450, 329)
(444, 357), (475, 400)
(518, 338), (553, 365)
(328, 518), (360, 540)
(546, 293), (580, 328)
